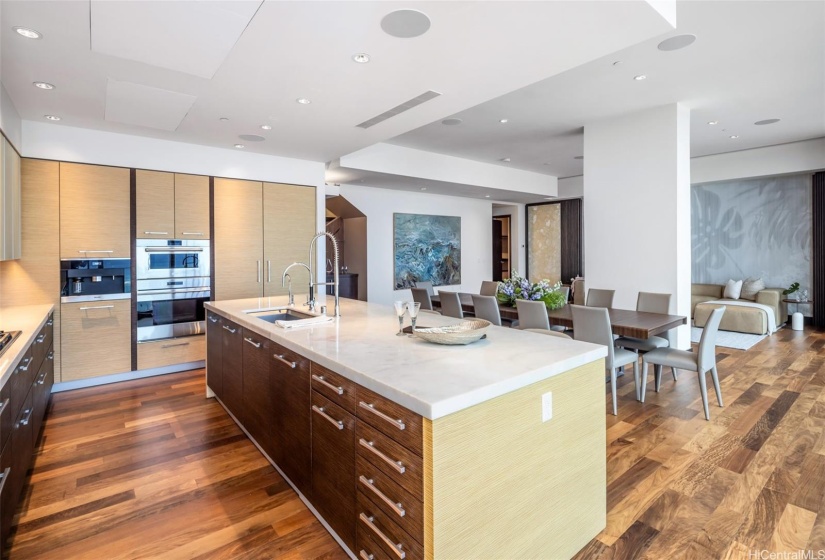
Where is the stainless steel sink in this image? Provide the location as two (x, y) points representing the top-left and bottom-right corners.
(247, 308), (315, 323)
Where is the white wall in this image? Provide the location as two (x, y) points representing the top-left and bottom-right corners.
(337, 184), (493, 307)
(557, 175), (584, 199)
(493, 204), (525, 276)
(0, 85), (22, 151)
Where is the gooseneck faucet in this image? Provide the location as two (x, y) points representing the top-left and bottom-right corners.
(308, 231), (341, 317)
(281, 263), (310, 307)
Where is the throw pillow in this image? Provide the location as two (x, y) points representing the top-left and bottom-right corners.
(724, 279), (743, 300)
(740, 278), (765, 301)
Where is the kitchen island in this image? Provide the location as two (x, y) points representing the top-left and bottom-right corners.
(205, 296), (608, 560)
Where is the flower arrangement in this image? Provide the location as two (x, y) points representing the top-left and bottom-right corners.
(496, 271), (567, 310)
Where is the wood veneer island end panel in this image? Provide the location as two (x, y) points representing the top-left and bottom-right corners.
(423, 359), (606, 559)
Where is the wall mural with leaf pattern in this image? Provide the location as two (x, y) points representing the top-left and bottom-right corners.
(691, 174), (812, 297)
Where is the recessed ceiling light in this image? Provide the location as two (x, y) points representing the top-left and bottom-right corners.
(44, 115), (61, 121)
(729, 135), (739, 139)
(500, 157), (511, 162)
(657, 34), (697, 52)
(352, 53), (370, 63)
(754, 118), (781, 126)
(33, 82), (55, 90)
(499, 119), (509, 124)
(707, 120), (718, 125)
(485, 195), (491, 198)
(574, 155), (584, 160)
(381, 9), (431, 38)
(441, 118), (462, 126)
(219, 117), (229, 121)
(260, 124), (272, 130)
(420, 187), (427, 191)
(234, 144), (245, 149)
(296, 98), (311, 105)
(14, 27), (41, 39)
(633, 75), (647, 81)
(544, 197), (554, 200)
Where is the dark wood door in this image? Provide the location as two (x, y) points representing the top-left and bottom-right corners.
(220, 319), (244, 423)
(311, 392), (356, 551)
(242, 329), (274, 458)
(0, 441), (11, 556)
(492, 218), (503, 282)
(31, 345), (53, 447)
(272, 341), (312, 498)
(8, 391), (33, 534)
(206, 313), (223, 398)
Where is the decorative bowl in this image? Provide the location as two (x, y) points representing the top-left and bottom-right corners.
(412, 319), (492, 345)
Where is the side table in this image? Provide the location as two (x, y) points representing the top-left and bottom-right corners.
(783, 298), (812, 331)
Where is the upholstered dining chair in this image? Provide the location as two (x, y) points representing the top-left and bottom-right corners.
(524, 328), (571, 339)
(411, 287), (434, 311)
(586, 289), (615, 308)
(471, 294), (502, 326)
(438, 291), (464, 319)
(414, 281), (435, 296)
(641, 306), (726, 420)
(571, 304), (638, 416)
(616, 292), (677, 382)
(480, 281), (499, 297)
(516, 300), (551, 330)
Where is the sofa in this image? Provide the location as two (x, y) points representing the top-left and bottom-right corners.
(692, 283), (786, 335)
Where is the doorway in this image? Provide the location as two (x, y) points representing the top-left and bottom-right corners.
(492, 216), (511, 281)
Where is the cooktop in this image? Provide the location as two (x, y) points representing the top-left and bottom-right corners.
(0, 330), (22, 361)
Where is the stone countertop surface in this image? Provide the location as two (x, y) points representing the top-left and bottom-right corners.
(0, 304), (54, 390)
(205, 297), (607, 420)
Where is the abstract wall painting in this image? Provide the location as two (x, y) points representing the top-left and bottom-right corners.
(393, 213), (461, 289)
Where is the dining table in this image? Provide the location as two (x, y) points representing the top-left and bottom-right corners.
(431, 292), (686, 339)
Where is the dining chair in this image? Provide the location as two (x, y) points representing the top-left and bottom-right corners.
(414, 281), (435, 296)
(641, 306), (726, 420)
(559, 286), (570, 302)
(586, 289), (615, 308)
(524, 328), (571, 339)
(480, 281), (499, 297)
(571, 304), (638, 416)
(411, 287), (434, 311)
(616, 292), (677, 380)
(471, 294), (502, 326)
(515, 300), (551, 330)
(438, 291), (464, 319)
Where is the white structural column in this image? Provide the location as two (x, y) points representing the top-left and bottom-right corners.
(583, 103), (691, 348)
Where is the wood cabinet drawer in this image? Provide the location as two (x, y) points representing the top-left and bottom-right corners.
(357, 386), (423, 457)
(0, 381), (10, 452)
(9, 347), (33, 421)
(138, 335), (205, 370)
(61, 300), (131, 381)
(30, 316), (52, 375)
(311, 362), (356, 413)
(357, 490), (423, 560)
(356, 453), (423, 544)
(357, 531), (396, 560)
(356, 422), (423, 501)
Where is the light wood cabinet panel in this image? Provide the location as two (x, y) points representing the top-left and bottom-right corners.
(60, 300), (131, 381)
(263, 183), (315, 296)
(174, 174), (210, 239)
(137, 335), (205, 370)
(59, 163), (130, 259)
(136, 170), (174, 239)
(214, 178), (263, 300)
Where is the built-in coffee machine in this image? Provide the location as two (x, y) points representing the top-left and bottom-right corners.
(60, 259), (132, 303)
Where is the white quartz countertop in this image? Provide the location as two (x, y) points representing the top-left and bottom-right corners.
(0, 304), (54, 389)
(205, 297), (607, 420)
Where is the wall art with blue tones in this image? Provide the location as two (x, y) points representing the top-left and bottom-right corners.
(393, 213), (461, 289)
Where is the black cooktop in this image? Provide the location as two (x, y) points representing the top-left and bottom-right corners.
(0, 331), (22, 360)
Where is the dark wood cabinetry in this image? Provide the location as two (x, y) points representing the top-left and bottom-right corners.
(219, 319), (244, 423)
(241, 329), (274, 458)
(206, 313), (223, 398)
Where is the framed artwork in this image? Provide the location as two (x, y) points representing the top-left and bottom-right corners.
(393, 213), (461, 289)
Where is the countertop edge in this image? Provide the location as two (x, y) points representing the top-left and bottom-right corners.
(0, 304), (55, 390)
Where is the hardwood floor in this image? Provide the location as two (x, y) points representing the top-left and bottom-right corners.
(6, 326), (825, 559)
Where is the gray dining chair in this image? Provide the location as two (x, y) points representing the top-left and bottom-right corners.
(586, 288), (615, 308)
(559, 286), (570, 303)
(411, 287), (434, 311)
(471, 294), (502, 326)
(516, 300), (550, 330)
(641, 306), (725, 420)
(415, 281), (435, 296)
(524, 328), (571, 339)
(615, 292), (677, 381)
(571, 304), (638, 416)
(480, 281), (499, 297)
(438, 291), (464, 319)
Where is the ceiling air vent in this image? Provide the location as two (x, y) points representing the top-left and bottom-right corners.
(356, 90), (441, 129)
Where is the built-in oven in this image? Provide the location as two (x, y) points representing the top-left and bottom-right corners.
(136, 239), (210, 280)
(60, 259), (132, 303)
(136, 277), (210, 341)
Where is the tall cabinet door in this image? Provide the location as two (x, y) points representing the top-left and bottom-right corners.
(214, 178), (264, 301)
(174, 174), (210, 240)
(263, 183), (316, 297)
(136, 170), (174, 239)
(59, 163), (130, 259)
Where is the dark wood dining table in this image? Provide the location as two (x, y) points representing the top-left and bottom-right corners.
(431, 293), (686, 339)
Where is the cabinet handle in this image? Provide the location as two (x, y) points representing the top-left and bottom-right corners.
(181, 232), (204, 236)
(208, 315), (218, 323)
(312, 405), (344, 430)
(244, 337), (261, 348)
(267, 260), (271, 283)
(359, 438), (405, 474)
(273, 354), (296, 369)
(161, 342), (190, 349)
(143, 231), (169, 235)
(79, 305), (114, 311)
(222, 325), (237, 334)
(0, 467), (10, 495)
(19, 407), (33, 427)
(78, 250), (113, 254)
(359, 475), (406, 517)
(0, 398), (9, 415)
(359, 401), (406, 431)
(36, 372), (47, 385)
(47, 319), (54, 326)
(48, 351), (54, 360)
(358, 513), (406, 559)
(17, 357), (32, 373)
(257, 261), (261, 283)
(36, 334), (46, 343)
(359, 551), (374, 560)
(312, 374), (343, 395)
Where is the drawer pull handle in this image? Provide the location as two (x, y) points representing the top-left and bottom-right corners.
(47, 319), (53, 326)
(79, 305), (114, 311)
(17, 357), (32, 373)
(0, 397), (9, 414)
(143, 231), (169, 235)
(312, 405), (343, 430)
(359, 513), (406, 559)
(78, 250), (113, 254)
(36, 372), (47, 385)
(312, 374), (343, 395)
(0, 467), (10, 495)
(359, 475), (405, 517)
(359, 551), (374, 560)
(273, 354), (297, 369)
(222, 325), (237, 334)
(36, 334), (46, 343)
(19, 407), (33, 427)
(208, 315), (218, 323)
(359, 401), (406, 431)
(359, 438), (405, 474)
(244, 337), (261, 348)
(181, 232), (204, 236)
(161, 342), (190, 349)
(48, 351), (54, 360)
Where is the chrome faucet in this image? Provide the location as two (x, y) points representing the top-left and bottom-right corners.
(308, 231), (341, 317)
(281, 262), (310, 307)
